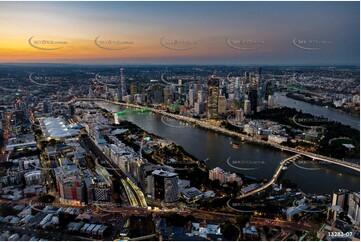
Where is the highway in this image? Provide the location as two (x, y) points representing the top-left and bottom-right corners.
(80, 135), (147, 208)
(73, 98), (359, 172)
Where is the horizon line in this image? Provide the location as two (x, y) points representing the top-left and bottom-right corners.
(0, 62), (359, 67)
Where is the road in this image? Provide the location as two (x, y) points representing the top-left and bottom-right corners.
(80, 134), (146, 208)
(250, 217), (314, 232)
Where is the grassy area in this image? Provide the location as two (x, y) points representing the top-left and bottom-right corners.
(253, 107), (360, 159)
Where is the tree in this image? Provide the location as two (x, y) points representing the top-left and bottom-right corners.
(236, 215), (250, 229)
(263, 225), (270, 234)
(37, 194), (55, 203)
(58, 211), (77, 228)
(236, 215), (250, 240)
(0, 205), (17, 216)
(166, 213), (186, 227)
(221, 222), (239, 241)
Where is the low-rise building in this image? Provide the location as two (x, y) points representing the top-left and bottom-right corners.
(181, 187), (203, 203)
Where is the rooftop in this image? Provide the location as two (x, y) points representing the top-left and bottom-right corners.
(40, 117), (78, 139)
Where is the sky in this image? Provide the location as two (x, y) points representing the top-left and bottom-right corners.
(0, 1), (359, 65)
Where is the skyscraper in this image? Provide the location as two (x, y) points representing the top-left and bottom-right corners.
(347, 192), (360, 224)
(245, 71), (250, 83)
(118, 68), (126, 101)
(258, 67), (262, 88)
(244, 100), (251, 116)
(332, 189), (348, 209)
(249, 89), (258, 114)
(189, 89), (195, 107)
(163, 87), (170, 104)
(130, 83), (137, 97)
(218, 95), (226, 115)
(235, 109), (245, 122)
(268, 95), (275, 109)
(194, 102), (204, 115)
(265, 80), (274, 100)
(207, 77), (220, 119)
(151, 169), (179, 203)
(258, 67), (265, 99)
(197, 90), (205, 103)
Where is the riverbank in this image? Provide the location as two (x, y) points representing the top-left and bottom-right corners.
(274, 92), (359, 130)
(252, 107), (360, 160)
(101, 99), (358, 170)
(285, 92), (360, 118)
(90, 99), (359, 194)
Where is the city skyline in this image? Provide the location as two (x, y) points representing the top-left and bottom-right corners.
(0, 1), (359, 241)
(0, 1), (359, 65)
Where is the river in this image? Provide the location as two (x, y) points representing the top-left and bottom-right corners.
(274, 92), (360, 130)
(96, 101), (360, 195)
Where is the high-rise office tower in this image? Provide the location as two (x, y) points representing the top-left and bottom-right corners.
(245, 71), (250, 83)
(258, 67), (263, 87)
(218, 96), (227, 115)
(118, 68), (126, 101)
(268, 95), (275, 109)
(130, 83), (137, 97)
(197, 90), (205, 103)
(207, 77), (220, 119)
(265, 81), (274, 100)
(347, 192), (360, 224)
(194, 83), (201, 93)
(332, 189), (349, 209)
(151, 169), (179, 203)
(163, 87), (170, 104)
(244, 100), (251, 116)
(235, 109), (245, 122)
(258, 67), (265, 99)
(249, 89), (258, 114)
(194, 102), (204, 115)
(251, 75), (258, 89)
(189, 89), (195, 107)
(147, 84), (164, 104)
(177, 79), (183, 100)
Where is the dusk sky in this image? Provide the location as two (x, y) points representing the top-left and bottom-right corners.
(0, 1), (359, 65)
